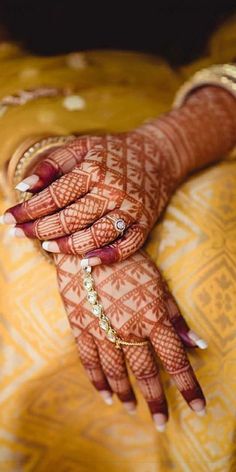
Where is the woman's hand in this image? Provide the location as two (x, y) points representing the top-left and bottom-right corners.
(55, 250), (206, 430)
(2, 130), (180, 264)
(3, 86), (236, 265)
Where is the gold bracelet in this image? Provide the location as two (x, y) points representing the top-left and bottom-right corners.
(81, 261), (148, 349)
(173, 63), (236, 108)
(13, 135), (75, 264)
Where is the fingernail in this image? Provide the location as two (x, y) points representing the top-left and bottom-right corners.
(80, 258), (89, 268)
(99, 390), (113, 405)
(88, 257), (102, 267)
(9, 227), (25, 238)
(190, 398), (206, 416)
(188, 330), (208, 349)
(123, 402), (137, 414)
(153, 413), (167, 432)
(80, 257), (102, 268)
(15, 175), (39, 191)
(196, 408), (206, 417)
(42, 241), (60, 252)
(0, 212), (16, 224)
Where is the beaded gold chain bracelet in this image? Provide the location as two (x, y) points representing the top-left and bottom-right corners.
(81, 261), (148, 349)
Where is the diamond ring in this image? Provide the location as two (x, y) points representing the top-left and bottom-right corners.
(106, 215), (126, 234)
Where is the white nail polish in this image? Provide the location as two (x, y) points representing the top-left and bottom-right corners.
(127, 409), (136, 415)
(155, 424), (166, 432)
(42, 241), (51, 251)
(80, 258), (90, 268)
(9, 227), (16, 237)
(123, 402), (137, 414)
(99, 391), (113, 405)
(15, 182), (30, 192)
(14, 175), (39, 192)
(188, 331), (208, 349)
(196, 339), (208, 350)
(42, 241), (59, 252)
(104, 397), (113, 405)
(196, 408), (206, 417)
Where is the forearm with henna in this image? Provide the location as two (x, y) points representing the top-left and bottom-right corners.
(138, 86), (236, 178)
(2, 84), (227, 427)
(3, 86), (236, 265)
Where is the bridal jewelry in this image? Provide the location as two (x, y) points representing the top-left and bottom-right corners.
(106, 215), (126, 234)
(81, 260), (148, 349)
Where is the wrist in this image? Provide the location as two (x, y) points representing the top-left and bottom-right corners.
(167, 85), (236, 174)
(137, 85), (236, 183)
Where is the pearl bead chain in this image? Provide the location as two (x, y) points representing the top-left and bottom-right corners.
(81, 262), (148, 349)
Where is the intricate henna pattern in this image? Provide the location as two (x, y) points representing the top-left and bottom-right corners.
(54, 250), (205, 421)
(6, 86), (236, 263)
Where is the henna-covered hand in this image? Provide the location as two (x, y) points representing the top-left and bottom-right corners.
(3, 87), (236, 265)
(55, 250), (206, 430)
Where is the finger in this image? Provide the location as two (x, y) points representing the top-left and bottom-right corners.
(15, 137), (89, 193)
(149, 313), (206, 415)
(42, 210), (134, 254)
(4, 161), (102, 225)
(83, 224), (147, 265)
(96, 338), (137, 413)
(163, 283), (208, 350)
(16, 191), (111, 239)
(123, 343), (168, 432)
(76, 332), (113, 405)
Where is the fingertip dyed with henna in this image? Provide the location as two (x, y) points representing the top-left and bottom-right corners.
(86, 246), (119, 265)
(51, 235), (74, 254)
(5, 204), (28, 224)
(15, 221), (37, 238)
(29, 161), (60, 193)
(169, 314), (196, 348)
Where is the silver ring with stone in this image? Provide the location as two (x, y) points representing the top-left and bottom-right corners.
(106, 215), (126, 234)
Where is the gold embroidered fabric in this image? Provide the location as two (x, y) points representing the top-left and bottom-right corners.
(1, 14), (236, 472)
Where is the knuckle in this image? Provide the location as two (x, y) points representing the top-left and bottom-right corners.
(80, 160), (105, 178)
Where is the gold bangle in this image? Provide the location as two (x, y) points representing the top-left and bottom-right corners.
(173, 64), (236, 108)
(13, 135), (76, 264)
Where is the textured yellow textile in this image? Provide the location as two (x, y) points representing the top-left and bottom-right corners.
(0, 15), (236, 472)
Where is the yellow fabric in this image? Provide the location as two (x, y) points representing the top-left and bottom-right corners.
(1, 15), (236, 472)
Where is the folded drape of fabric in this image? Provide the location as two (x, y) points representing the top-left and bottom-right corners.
(1, 14), (236, 472)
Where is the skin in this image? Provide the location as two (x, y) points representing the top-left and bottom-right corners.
(4, 87), (236, 267)
(1, 85), (236, 428)
(54, 249), (206, 428)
